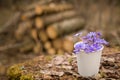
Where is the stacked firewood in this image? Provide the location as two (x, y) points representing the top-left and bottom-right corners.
(15, 1), (85, 55)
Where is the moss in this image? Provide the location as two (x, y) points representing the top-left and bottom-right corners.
(100, 71), (106, 78)
(46, 55), (52, 61)
(20, 74), (34, 80)
(7, 64), (22, 80)
(68, 57), (73, 63)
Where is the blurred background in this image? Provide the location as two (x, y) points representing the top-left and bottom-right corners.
(0, 0), (120, 79)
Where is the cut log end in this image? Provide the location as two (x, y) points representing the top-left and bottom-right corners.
(46, 25), (57, 39)
(47, 48), (56, 55)
(35, 18), (44, 29)
(31, 29), (38, 41)
(63, 37), (74, 53)
(35, 6), (43, 15)
(39, 30), (48, 42)
(52, 38), (63, 49)
(44, 41), (52, 50)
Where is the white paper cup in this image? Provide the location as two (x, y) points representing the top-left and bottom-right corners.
(75, 43), (103, 77)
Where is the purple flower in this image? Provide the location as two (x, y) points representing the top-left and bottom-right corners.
(96, 32), (102, 37)
(73, 32), (108, 54)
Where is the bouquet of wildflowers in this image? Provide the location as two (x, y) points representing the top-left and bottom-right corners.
(73, 32), (108, 77)
(74, 32), (108, 54)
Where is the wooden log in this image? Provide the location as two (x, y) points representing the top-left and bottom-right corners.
(57, 49), (64, 55)
(0, 38), (34, 52)
(63, 36), (74, 53)
(35, 17), (44, 29)
(0, 12), (21, 33)
(21, 11), (35, 21)
(31, 28), (38, 42)
(39, 30), (48, 42)
(33, 42), (42, 54)
(35, 10), (78, 28)
(19, 38), (35, 52)
(21, 3), (73, 21)
(24, 0), (52, 11)
(15, 20), (33, 40)
(46, 18), (85, 39)
(21, 0), (52, 20)
(44, 41), (52, 50)
(52, 38), (63, 49)
(47, 47), (56, 55)
(35, 3), (73, 15)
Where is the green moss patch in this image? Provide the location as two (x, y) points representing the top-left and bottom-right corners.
(7, 53), (120, 80)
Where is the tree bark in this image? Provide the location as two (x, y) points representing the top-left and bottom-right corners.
(35, 3), (73, 15)
(21, 11), (35, 21)
(33, 41), (42, 54)
(15, 20), (33, 40)
(0, 12), (21, 33)
(24, 0), (52, 11)
(46, 17), (85, 39)
(35, 10), (78, 28)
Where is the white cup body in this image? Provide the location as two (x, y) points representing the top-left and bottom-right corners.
(76, 47), (103, 77)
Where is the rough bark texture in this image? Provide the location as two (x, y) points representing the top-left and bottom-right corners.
(21, 11), (35, 21)
(35, 3), (73, 15)
(46, 18), (85, 39)
(38, 10), (78, 26)
(15, 20), (33, 40)
(33, 41), (42, 54)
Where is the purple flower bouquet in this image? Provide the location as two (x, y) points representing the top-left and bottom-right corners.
(74, 32), (108, 77)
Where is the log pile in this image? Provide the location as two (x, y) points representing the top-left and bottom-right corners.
(15, 1), (85, 54)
